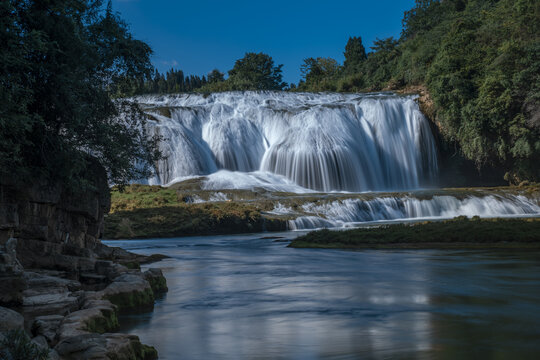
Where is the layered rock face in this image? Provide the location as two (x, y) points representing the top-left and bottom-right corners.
(0, 163), (167, 359)
(0, 161), (110, 274)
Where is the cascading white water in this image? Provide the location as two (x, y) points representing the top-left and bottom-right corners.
(137, 91), (438, 192)
(132, 91), (540, 229)
(288, 194), (540, 230)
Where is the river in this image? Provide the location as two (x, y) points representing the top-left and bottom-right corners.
(104, 232), (540, 359)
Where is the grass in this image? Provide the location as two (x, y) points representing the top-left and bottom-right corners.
(105, 185), (287, 239)
(110, 184), (179, 212)
(105, 183), (539, 240)
(289, 216), (540, 249)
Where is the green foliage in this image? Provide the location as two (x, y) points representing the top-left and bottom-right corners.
(207, 69), (225, 84)
(297, 0), (540, 182)
(290, 217), (540, 249)
(129, 68), (209, 95)
(0, 330), (50, 360)
(343, 36), (367, 74)
(227, 52), (287, 90)
(0, 0), (162, 188)
(298, 57), (341, 91)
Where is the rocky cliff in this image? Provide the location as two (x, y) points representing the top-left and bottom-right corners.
(0, 162), (167, 360)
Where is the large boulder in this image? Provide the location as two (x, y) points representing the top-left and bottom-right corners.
(22, 271), (81, 317)
(104, 333), (158, 360)
(32, 314), (65, 345)
(54, 333), (109, 359)
(144, 268), (168, 294)
(55, 333), (158, 360)
(0, 306), (24, 333)
(99, 273), (154, 312)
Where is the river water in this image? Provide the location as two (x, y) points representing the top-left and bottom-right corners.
(104, 232), (540, 359)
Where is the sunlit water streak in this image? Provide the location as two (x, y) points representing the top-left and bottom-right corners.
(105, 234), (540, 360)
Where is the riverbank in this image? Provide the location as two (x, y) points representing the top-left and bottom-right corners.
(0, 176), (168, 359)
(289, 217), (540, 249)
(104, 183), (540, 239)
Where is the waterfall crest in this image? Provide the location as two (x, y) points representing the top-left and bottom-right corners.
(138, 91), (438, 192)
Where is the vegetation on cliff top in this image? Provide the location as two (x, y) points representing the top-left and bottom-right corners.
(0, 0), (161, 189)
(289, 217), (540, 249)
(297, 0), (540, 183)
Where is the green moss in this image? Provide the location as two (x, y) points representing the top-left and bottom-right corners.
(135, 344), (158, 360)
(289, 217), (540, 249)
(105, 288), (155, 312)
(145, 275), (168, 294)
(122, 261), (141, 270)
(85, 308), (119, 334)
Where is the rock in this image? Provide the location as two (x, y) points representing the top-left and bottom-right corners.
(31, 334), (49, 350)
(58, 300), (118, 341)
(48, 349), (61, 360)
(144, 268), (168, 293)
(5, 238), (23, 271)
(32, 314), (65, 345)
(0, 271), (26, 306)
(0, 238), (26, 306)
(104, 333), (158, 360)
(0, 306), (24, 333)
(55, 333), (108, 359)
(94, 260), (129, 281)
(55, 333), (158, 360)
(99, 273), (154, 312)
(22, 271), (81, 317)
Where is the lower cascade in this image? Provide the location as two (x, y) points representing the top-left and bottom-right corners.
(287, 194), (540, 230)
(137, 91), (438, 192)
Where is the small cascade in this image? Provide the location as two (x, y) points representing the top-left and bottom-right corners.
(288, 194), (540, 230)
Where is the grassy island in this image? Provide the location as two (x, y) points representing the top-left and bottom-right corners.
(289, 217), (540, 250)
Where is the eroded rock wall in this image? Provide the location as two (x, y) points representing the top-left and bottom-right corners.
(0, 161), (110, 274)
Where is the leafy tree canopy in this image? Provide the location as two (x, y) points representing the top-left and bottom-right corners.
(343, 36), (367, 73)
(0, 0), (162, 189)
(227, 52), (287, 91)
(207, 69), (225, 84)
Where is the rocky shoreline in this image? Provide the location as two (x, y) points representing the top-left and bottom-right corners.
(1, 239), (167, 359)
(0, 165), (168, 359)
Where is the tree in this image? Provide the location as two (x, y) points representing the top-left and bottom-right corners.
(299, 57), (341, 91)
(208, 69), (225, 83)
(0, 0), (162, 188)
(343, 36), (367, 72)
(228, 52), (287, 90)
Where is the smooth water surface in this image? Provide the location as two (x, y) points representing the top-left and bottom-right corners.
(104, 233), (540, 359)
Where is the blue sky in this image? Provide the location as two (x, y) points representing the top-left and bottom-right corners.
(112, 0), (416, 84)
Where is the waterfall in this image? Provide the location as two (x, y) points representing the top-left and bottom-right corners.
(137, 91), (438, 192)
(288, 194), (540, 230)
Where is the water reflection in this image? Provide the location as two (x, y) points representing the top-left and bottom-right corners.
(105, 233), (540, 360)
